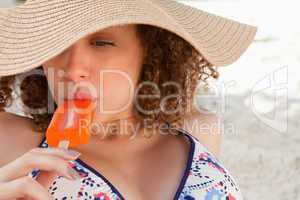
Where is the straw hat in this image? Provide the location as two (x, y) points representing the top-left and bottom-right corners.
(0, 0), (257, 76)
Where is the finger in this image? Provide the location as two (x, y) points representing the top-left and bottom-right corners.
(29, 147), (81, 160)
(28, 155), (81, 180)
(0, 176), (52, 200)
(1, 154), (80, 182)
(35, 170), (62, 189)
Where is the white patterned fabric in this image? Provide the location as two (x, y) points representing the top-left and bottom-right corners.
(29, 130), (243, 200)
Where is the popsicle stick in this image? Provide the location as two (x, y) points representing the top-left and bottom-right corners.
(58, 140), (70, 150)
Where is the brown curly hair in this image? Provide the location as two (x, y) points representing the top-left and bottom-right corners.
(0, 24), (219, 135)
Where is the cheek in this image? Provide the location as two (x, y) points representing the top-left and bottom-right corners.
(91, 52), (143, 106)
(99, 72), (136, 110)
(46, 78), (61, 105)
(42, 70), (55, 98)
(43, 68), (66, 104)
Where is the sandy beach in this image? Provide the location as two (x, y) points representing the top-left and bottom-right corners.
(188, 0), (300, 199)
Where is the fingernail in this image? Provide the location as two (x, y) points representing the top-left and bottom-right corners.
(67, 167), (81, 180)
(65, 149), (81, 158)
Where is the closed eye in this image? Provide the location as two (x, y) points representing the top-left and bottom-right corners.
(90, 40), (115, 47)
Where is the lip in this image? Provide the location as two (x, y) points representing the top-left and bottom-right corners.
(65, 91), (97, 101)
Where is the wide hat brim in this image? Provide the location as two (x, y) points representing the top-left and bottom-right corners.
(0, 0), (257, 76)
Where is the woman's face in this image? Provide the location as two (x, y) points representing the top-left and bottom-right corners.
(42, 24), (144, 123)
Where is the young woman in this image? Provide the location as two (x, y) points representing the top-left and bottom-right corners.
(0, 0), (257, 199)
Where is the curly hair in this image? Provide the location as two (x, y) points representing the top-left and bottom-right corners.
(0, 24), (219, 135)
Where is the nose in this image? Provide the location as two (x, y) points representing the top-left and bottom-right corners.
(64, 70), (89, 82)
(62, 41), (91, 82)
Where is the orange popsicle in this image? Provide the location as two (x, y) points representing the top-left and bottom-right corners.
(46, 99), (95, 148)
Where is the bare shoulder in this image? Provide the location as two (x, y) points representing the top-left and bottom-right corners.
(182, 112), (222, 158)
(0, 112), (44, 167)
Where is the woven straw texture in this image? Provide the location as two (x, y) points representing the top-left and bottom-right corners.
(0, 0), (257, 76)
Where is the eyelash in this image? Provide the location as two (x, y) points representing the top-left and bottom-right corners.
(91, 40), (115, 47)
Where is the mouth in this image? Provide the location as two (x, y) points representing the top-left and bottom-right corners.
(64, 90), (98, 101)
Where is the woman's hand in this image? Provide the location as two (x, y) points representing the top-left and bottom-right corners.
(0, 147), (81, 200)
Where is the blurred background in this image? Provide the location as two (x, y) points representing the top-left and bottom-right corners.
(1, 0), (300, 199)
(179, 1), (300, 200)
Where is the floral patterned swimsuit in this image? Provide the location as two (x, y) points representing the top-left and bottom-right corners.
(29, 129), (243, 200)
